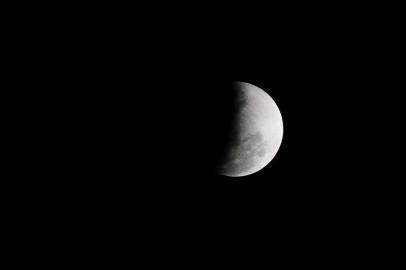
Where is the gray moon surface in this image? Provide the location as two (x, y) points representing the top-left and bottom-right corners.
(217, 81), (283, 177)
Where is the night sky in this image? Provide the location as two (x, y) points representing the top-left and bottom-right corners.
(37, 7), (395, 256)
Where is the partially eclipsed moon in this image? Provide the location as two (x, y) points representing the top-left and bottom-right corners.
(217, 81), (283, 177)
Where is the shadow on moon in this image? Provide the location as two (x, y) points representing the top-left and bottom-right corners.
(214, 81), (283, 177)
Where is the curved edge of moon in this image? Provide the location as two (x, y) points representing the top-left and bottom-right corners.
(218, 81), (283, 177)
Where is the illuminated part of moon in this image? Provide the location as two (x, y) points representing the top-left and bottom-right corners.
(217, 81), (283, 177)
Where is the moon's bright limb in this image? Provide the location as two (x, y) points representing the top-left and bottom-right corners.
(218, 81), (283, 177)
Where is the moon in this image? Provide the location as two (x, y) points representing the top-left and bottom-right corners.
(217, 81), (283, 177)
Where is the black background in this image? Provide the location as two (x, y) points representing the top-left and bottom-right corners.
(13, 4), (401, 260)
(62, 19), (369, 232)
(58, 19), (354, 207)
